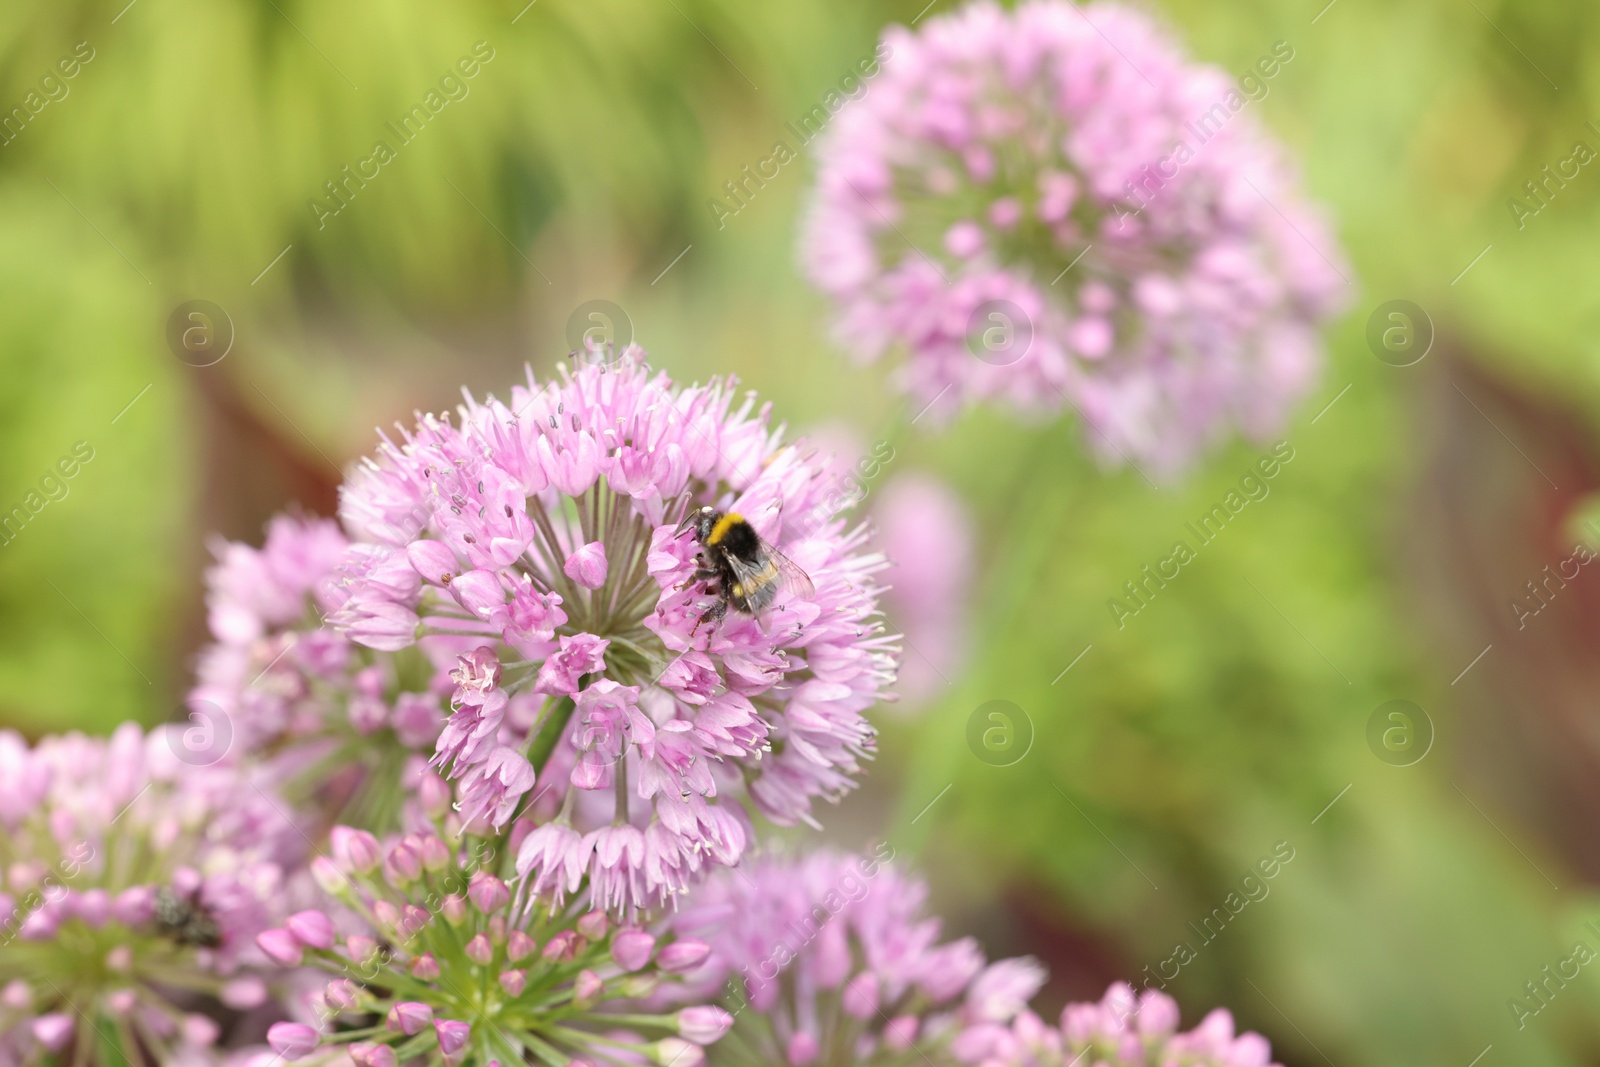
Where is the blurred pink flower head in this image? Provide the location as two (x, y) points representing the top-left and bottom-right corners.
(669, 848), (1042, 1064)
(801, 0), (1348, 477)
(0, 725), (301, 1065)
(877, 473), (975, 704)
(954, 982), (1281, 1067)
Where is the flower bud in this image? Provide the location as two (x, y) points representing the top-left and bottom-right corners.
(349, 1042), (399, 1067)
(419, 835), (450, 872)
(310, 857), (350, 895)
(407, 540), (459, 586)
(434, 1020), (471, 1065)
(499, 969), (527, 997)
(183, 1014), (220, 1048)
(222, 979), (268, 1011)
(402, 905), (431, 939)
(331, 827), (381, 874)
(411, 954), (441, 980)
(651, 1038), (705, 1067)
(787, 1031), (819, 1066)
(573, 969), (603, 1009)
(31, 1016), (73, 1053)
(387, 1002), (434, 1036)
(564, 541), (608, 589)
(507, 931), (537, 962)
(577, 910), (608, 940)
(612, 929), (655, 972)
(465, 934), (494, 965)
(345, 935), (380, 966)
(884, 1015), (918, 1051)
(617, 972), (661, 1000)
(420, 772), (452, 819)
(267, 1022), (319, 1061)
(324, 979), (360, 1011)
(256, 928), (304, 966)
(441, 894), (468, 925)
(73, 889), (109, 928)
(468, 871), (509, 914)
(112, 886), (154, 925)
(842, 971), (879, 1019)
(657, 939), (711, 973)
(542, 930), (579, 962)
(286, 910), (336, 950)
(373, 900), (402, 933)
(384, 842), (422, 885)
(676, 1006), (733, 1045)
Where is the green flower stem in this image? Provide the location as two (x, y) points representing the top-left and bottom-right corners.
(526, 694), (578, 777)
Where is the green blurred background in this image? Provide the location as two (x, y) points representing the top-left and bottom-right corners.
(4, 0), (1600, 1062)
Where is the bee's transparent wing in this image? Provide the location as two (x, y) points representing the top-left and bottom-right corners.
(764, 543), (816, 599)
(725, 541), (815, 617)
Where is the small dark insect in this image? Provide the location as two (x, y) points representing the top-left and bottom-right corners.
(676, 506), (815, 636)
(153, 886), (222, 948)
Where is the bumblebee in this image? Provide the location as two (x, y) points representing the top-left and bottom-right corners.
(153, 886), (222, 948)
(677, 506), (814, 634)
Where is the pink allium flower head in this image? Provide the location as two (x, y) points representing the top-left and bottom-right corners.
(189, 513), (447, 827)
(671, 849), (1041, 1064)
(954, 982), (1282, 1067)
(0, 725), (300, 1065)
(267, 822), (732, 1067)
(875, 473), (975, 704)
(326, 349), (897, 912)
(801, 1), (1349, 477)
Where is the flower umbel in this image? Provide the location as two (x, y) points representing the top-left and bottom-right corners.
(0, 725), (301, 1065)
(801, 0), (1348, 475)
(190, 512), (446, 830)
(258, 822), (729, 1067)
(671, 849), (1042, 1066)
(954, 982), (1282, 1067)
(329, 348), (898, 913)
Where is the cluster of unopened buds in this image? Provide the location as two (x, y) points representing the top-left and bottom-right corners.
(257, 825), (732, 1067)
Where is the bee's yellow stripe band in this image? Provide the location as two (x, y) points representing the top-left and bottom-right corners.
(707, 512), (743, 545)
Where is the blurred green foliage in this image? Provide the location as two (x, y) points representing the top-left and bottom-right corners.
(2, 0), (1599, 1064)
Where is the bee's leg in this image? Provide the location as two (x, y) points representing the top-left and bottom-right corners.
(688, 597), (727, 639)
(674, 565), (721, 593)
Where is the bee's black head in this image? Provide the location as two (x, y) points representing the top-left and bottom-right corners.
(677, 504), (720, 543)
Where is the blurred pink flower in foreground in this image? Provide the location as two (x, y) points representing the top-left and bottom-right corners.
(670, 848), (1042, 1066)
(0, 725), (301, 1066)
(877, 473), (975, 704)
(956, 981), (1282, 1067)
(802, 0), (1348, 477)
